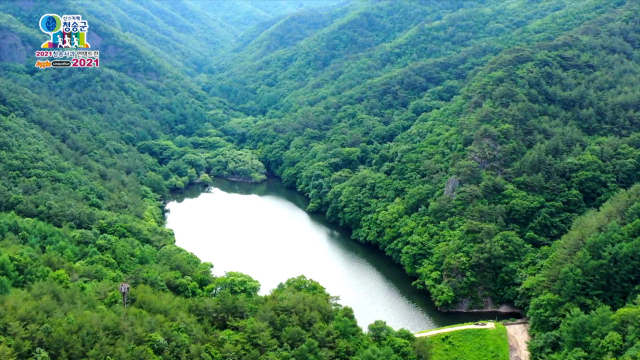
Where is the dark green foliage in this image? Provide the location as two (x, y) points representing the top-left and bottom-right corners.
(523, 185), (640, 359)
(208, 148), (267, 183)
(202, 2), (640, 358)
(1, 0), (640, 358)
(219, 0), (640, 313)
(0, 1), (430, 358)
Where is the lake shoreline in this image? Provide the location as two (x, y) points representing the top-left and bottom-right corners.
(166, 178), (521, 331)
(439, 304), (523, 316)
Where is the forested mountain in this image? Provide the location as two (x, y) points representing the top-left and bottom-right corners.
(191, 1), (345, 36)
(524, 185), (640, 359)
(0, 0), (435, 358)
(214, 0), (639, 305)
(1, 0), (639, 359)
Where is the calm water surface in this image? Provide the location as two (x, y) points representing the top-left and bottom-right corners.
(166, 178), (514, 332)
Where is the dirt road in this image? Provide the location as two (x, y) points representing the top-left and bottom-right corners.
(505, 323), (530, 360)
(414, 322), (495, 338)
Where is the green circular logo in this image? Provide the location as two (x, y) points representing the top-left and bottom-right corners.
(39, 14), (61, 33)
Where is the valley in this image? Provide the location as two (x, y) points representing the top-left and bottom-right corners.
(0, 0), (639, 359)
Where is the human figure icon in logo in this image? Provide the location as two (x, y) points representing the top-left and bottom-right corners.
(40, 14), (91, 49)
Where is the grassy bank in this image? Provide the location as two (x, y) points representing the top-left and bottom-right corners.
(419, 323), (510, 360)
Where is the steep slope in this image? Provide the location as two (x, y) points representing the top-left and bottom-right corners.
(206, 0), (640, 311)
(0, 1), (431, 359)
(524, 184), (640, 359)
(0, 0), (236, 74)
(209, 0), (623, 114)
(2, 0), (640, 358)
(190, 0), (346, 35)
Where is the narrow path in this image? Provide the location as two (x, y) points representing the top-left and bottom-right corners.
(414, 322), (495, 338)
(505, 323), (530, 360)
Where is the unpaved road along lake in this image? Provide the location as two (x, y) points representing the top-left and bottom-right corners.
(166, 178), (514, 332)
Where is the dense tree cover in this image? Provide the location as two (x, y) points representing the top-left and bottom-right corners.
(208, 148), (267, 183)
(0, 242), (428, 359)
(190, 0), (344, 37)
(0, 1), (430, 358)
(2, 0), (640, 358)
(522, 185), (640, 359)
(202, 1), (640, 358)
(211, 0), (640, 312)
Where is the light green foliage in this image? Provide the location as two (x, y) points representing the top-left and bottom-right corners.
(208, 148), (267, 183)
(216, 0), (640, 315)
(0, 0), (639, 359)
(419, 324), (509, 360)
(208, 271), (260, 297)
(524, 185), (640, 359)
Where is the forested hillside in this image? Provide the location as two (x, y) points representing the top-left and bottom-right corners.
(0, 1), (432, 358)
(1, 0), (639, 359)
(213, 0), (640, 308)
(209, 1), (640, 358)
(524, 185), (640, 359)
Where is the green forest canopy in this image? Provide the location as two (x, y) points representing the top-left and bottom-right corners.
(0, 0), (639, 358)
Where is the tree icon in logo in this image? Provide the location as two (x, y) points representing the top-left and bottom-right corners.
(45, 16), (57, 32)
(39, 14), (61, 34)
(38, 14), (90, 49)
(39, 14), (63, 48)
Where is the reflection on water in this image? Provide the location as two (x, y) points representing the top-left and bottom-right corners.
(166, 178), (518, 332)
